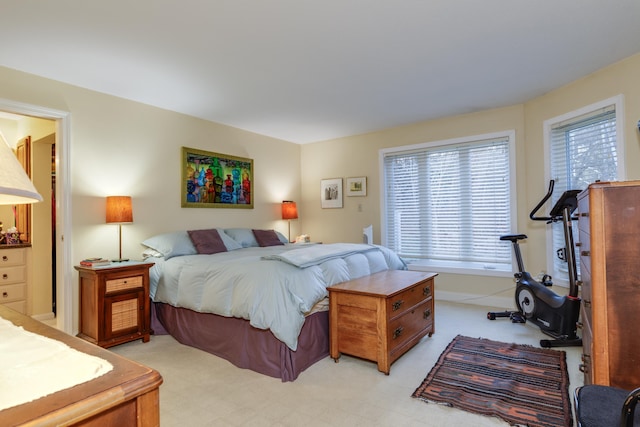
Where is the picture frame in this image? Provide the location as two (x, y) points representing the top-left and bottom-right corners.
(320, 178), (343, 208)
(182, 146), (253, 208)
(346, 176), (367, 197)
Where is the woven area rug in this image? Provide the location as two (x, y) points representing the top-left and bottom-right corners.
(412, 335), (572, 427)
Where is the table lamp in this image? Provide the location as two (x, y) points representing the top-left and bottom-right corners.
(106, 196), (133, 262)
(281, 200), (298, 242)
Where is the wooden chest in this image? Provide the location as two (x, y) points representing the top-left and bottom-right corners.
(328, 270), (437, 374)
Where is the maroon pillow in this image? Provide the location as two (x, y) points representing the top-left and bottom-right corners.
(187, 229), (228, 254)
(252, 229), (284, 247)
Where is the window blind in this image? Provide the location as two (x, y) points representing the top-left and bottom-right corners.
(383, 136), (512, 270)
(548, 104), (618, 281)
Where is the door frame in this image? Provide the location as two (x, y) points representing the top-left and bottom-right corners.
(0, 98), (72, 333)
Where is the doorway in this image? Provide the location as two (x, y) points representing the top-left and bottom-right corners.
(0, 99), (72, 333)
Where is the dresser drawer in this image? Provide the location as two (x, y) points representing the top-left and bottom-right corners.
(387, 279), (433, 317)
(1, 299), (26, 314)
(106, 276), (143, 293)
(577, 195), (590, 234)
(0, 248), (26, 266)
(0, 282), (27, 303)
(580, 304), (593, 384)
(0, 266), (27, 285)
(388, 299), (433, 351)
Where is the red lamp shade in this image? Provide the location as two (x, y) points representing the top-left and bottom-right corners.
(281, 201), (298, 220)
(106, 196), (133, 224)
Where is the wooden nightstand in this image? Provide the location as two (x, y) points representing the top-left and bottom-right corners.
(75, 261), (153, 348)
(329, 270), (437, 374)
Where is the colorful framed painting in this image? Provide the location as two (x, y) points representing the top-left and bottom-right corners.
(346, 176), (367, 196)
(320, 178), (343, 208)
(182, 147), (254, 208)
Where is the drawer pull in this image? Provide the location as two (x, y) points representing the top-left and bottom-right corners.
(2, 291), (7, 298)
(581, 250), (591, 257)
(575, 242), (582, 247)
(423, 286), (432, 297)
(2, 255), (7, 262)
(392, 326), (404, 339)
(2, 273), (7, 280)
(423, 308), (432, 319)
(580, 212), (589, 217)
(392, 300), (404, 311)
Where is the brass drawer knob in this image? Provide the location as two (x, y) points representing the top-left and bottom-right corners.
(2, 255), (7, 262)
(580, 212), (589, 217)
(423, 286), (431, 297)
(392, 326), (404, 339)
(581, 250), (591, 257)
(2, 291), (8, 298)
(423, 308), (432, 319)
(2, 273), (7, 280)
(392, 300), (404, 311)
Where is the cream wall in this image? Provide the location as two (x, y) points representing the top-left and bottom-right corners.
(0, 66), (302, 330)
(1, 52), (639, 326)
(301, 52), (640, 308)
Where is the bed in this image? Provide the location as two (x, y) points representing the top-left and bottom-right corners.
(142, 227), (406, 381)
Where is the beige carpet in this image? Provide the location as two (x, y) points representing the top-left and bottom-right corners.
(111, 300), (584, 427)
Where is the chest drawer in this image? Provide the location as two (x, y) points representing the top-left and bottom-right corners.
(388, 299), (433, 351)
(387, 279), (433, 317)
(0, 266), (27, 285)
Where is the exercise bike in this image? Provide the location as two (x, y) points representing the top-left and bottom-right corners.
(487, 180), (582, 348)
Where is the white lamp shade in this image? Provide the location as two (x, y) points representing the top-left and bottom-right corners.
(0, 139), (43, 205)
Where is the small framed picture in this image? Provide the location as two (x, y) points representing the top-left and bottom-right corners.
(346, 176), (367, 197)
(320, 178), (343, 208)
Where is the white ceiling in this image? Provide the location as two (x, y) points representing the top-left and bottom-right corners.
(1, 1), (639, 144)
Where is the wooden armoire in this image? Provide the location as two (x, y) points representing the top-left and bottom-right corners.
(577, 180), (640, 389)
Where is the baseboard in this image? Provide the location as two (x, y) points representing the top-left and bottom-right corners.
(435, 290), (514, 310)
(31, 312), (55, 321)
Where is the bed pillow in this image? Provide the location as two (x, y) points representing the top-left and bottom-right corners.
(252, 229), (285, 247)
(224, 228), (259, 248)
(217, 228), (243, 251)
(141, 231), (197, 259)
(188, 229), (228, 254)
(275, 230), (289, 244)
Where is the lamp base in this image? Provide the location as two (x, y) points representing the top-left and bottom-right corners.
(111, 258), (129, 263)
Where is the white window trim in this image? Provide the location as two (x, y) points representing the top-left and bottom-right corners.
(379, 130), (517, 277)
(542, 94), (625, 286)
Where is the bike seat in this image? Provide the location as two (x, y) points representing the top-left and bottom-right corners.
(500, 234), (528, 242)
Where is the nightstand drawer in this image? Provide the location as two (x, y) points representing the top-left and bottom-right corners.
(106, 276), (143, 293)
(0, 282), (27, 303)
(0, 248), (26, 266)
(0, 266), (27, 285)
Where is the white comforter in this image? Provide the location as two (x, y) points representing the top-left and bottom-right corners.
(150, 243), (405, 350)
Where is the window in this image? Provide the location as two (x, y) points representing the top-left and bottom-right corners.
(381, 131), (515, 276)
(544, 95), (624, 284)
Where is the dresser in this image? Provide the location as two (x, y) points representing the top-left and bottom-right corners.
(577, 180), (640, 389)
(0, 245), (31, 315)
(75, 261), (153, 348)
(0, 304), (162, 426)
(329, 270), (437, 374)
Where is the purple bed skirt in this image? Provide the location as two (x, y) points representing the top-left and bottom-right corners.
(151, 302), (329, 382)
